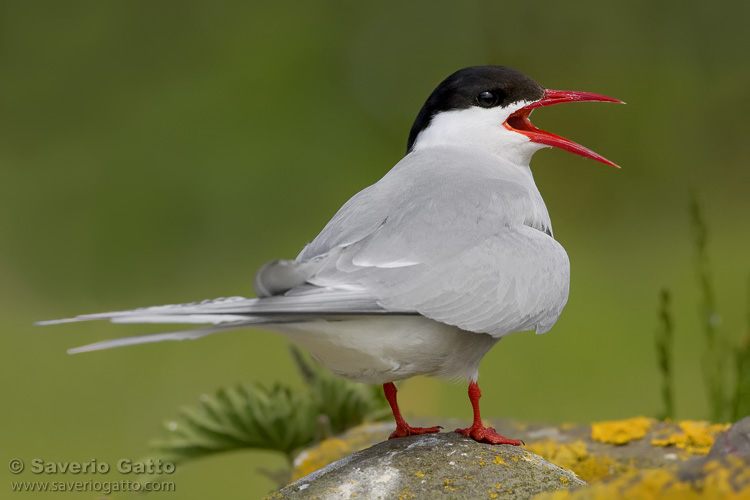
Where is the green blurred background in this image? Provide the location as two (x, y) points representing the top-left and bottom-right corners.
(2, 1), (749, 498)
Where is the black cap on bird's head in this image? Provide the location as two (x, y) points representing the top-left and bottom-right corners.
(407, 65), (623, 167)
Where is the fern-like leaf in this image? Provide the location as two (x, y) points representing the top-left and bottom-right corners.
(148, 345), (391, 473)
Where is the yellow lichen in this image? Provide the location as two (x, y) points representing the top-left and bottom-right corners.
(575, 455), (630, 483)
(493, 455), (507, 466)
(591, 416), (654, 445)
(490, 491), (499, 498)
(414, 470), (424, 478)
(651, 421), (730, 455)
(444, 478), (455, 491)
(532, 457), (750, 500)
(397, 491), (415, 500)
(560, 476), (569, 485)
(292, 438), (355, 480)
(291, 425), (387, 480)
(701, 457), (750, 497)
(527, 439), (588, 470)
(527, 438), (631, 482)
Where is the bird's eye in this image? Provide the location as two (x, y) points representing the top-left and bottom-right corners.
(476, 91), (499, 107)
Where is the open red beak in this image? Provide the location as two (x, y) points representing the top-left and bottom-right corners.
(504, 89), (624, 168)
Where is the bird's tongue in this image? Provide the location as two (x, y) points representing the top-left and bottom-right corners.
(504, 89), (623, 168)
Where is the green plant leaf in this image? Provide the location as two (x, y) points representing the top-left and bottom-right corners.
(148, 345), (391, 478)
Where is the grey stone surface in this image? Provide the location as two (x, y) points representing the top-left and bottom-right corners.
(269, 432), (585, 500)
(708, 415), (750, 459)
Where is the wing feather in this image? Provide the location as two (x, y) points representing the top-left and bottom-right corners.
(37, 289), (413, 327)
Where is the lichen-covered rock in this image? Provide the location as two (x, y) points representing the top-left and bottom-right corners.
(533, 456), (750, 500)
(533, 417), (750, 500)
(290, 417), (732, 486)
(266, 432), (585, 500)
(270, 416), (748, 499)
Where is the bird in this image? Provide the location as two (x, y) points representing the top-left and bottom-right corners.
(38, 66), (622, 445)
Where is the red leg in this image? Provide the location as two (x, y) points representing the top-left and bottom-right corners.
(455, 381), (523, 446)
(383, 382), (441, 439)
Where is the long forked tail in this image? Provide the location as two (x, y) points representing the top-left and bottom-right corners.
(63, 322), (264, 354)
(37, 292), (413, 354)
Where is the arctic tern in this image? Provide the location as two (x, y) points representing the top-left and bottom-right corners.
(39, 66), (622, 445)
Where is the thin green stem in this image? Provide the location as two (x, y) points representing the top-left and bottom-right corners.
(656, 289), (674, 420)
(690, 193), (724, 422)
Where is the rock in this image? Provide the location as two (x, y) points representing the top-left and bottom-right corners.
(533, 457), (750, 500)
(534, 418), (750, 500)
(675, 416), (750, 486)
(269, 417), (748, 499)
(708, 415), (750, 459)
(267, 432), (585, 500)
(290, 417), (733, 486)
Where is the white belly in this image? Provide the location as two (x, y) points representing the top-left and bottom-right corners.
(271, 315), (499, 384)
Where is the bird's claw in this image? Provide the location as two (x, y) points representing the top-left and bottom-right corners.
(388, 424), (442, 440)
(455, 425), (523, 446)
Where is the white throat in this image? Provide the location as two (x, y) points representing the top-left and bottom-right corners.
(411, 103), (548, 167)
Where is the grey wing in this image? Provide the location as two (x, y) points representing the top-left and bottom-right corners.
(384, 228), (570, 336)
(310, 221), (570, 338)
(256, 168), (570, 337)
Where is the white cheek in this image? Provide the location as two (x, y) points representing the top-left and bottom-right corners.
(411, 104), (546, 166)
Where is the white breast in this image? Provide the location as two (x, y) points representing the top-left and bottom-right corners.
(271, 316), (499, 384)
